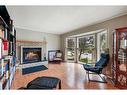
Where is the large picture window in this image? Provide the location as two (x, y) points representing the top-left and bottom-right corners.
(77, 35), (96, 63)
(65, 30), (108, 64)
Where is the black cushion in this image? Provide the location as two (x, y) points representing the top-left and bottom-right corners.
(27, 77), (60, 89)
(83, 64), (102, 74)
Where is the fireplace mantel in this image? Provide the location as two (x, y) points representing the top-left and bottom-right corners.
(16, 40), (47, 64)
(16, 40), (47, 45)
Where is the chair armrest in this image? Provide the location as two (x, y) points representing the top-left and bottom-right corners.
(95, 66), (103, 69)
(83, 64), (103, 69)
(86, 63), (95, 66)
(87, 66), (103, 69)
(83, 63), (95, 68)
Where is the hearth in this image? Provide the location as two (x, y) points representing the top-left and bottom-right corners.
(21, 46), (42, 64)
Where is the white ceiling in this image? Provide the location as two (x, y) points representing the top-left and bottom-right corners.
(6, 6), (127, 35)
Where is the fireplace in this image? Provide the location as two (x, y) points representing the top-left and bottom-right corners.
(21, 46), (42, 64)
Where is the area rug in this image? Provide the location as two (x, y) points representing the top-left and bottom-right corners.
(22, 65), (48, 75)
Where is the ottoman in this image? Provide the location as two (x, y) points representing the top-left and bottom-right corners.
(26, 76), (61, 89)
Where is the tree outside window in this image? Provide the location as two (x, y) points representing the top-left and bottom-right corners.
(78, 35), (96, 63)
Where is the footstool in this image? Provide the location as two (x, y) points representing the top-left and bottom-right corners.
(26, 76), (61, 89)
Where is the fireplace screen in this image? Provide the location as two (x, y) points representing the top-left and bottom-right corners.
(22, 48), (42, 64)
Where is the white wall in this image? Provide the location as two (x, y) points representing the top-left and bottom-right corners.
(16, 28), (61, 58)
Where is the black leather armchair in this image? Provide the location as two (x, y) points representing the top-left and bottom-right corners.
(83, 53), (109, 83)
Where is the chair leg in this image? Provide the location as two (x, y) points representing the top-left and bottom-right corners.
(98, 74), (107, 83)
(87, 71), (90, 81)
(59, 80), (61, 89)
(87, 72), (107, 83)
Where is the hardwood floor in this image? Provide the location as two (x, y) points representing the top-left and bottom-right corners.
(11, 62), (117, 89)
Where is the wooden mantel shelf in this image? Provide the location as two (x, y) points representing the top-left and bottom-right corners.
(16, 40), (47, 44)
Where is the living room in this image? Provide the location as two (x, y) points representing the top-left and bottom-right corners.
(0, 1), (127, 95)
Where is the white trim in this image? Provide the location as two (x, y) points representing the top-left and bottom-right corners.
(69, 29), (105, 38)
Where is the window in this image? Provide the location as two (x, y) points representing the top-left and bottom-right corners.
(65, 29), (108, 64)
(77, 35), (96, 63)
(97, 30), (108, 60)
(66, 38), (76, 62)
(66, 38), (75, 48)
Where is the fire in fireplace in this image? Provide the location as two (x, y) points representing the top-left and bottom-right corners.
(21, 47), (42, 64)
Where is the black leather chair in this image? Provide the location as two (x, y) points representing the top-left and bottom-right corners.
(83, 53), (109, 83)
